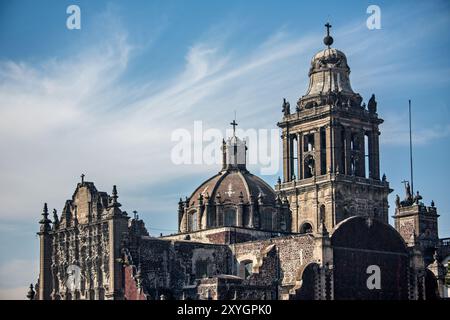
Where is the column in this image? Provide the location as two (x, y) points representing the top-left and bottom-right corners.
(297, 132), (303, 180)
(314, 129), (322, 176)
(325, 125), (332, 174)
(289, 134), (294, 180)
(344, 128), (352, 175)
(358, 129), (365, 177)
(372, 130), (380, 180)
(282, 132), (290, 182)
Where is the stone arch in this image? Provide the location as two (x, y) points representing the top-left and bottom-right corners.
(291, 262), (319, 300)
(331, 216), (409, 300)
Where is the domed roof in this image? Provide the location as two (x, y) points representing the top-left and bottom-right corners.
(188, 170), (276, 207)
(186, 120), (277, 208)
(297, 23), (361, 108)
(310, 48), (349, 71)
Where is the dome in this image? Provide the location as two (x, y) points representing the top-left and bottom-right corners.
(177, 122), (291, 233)
(306, 47), (353, 96)
(188, 169), (276, 208)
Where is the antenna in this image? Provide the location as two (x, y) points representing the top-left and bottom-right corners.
(408, 99), (414, 195)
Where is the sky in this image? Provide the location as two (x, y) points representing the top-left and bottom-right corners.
(0, 0), (449, 299)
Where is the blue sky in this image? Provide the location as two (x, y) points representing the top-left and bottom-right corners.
(0, 0), (449, 299)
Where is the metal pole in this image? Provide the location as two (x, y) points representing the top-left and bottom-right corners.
(409, 99), (414, 194)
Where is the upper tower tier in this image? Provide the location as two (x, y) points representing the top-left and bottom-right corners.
(296, 23), (363, 111)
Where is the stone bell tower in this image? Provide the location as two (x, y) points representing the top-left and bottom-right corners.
(275, 23), (391, 233)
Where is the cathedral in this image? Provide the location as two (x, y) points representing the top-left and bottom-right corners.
(29, 24), (449, 300)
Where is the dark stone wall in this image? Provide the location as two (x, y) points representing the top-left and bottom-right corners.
(331, 217), (409, 300)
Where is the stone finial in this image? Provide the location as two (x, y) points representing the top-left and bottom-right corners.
(178, 198), (184, 212)
(26, 284), (35, 300)
(80, 173), (85, 184)
(382, 173), (386, 182)
(277, 176), (281, 185)
(111, 185), (121, 208)
(431, 200), (435, 207)
(39, 203), (52, 232)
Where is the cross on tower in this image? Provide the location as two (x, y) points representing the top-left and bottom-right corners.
(325, 22), (332, 36)
(230, 119), (238, 136)
(81, 173), (85, 184)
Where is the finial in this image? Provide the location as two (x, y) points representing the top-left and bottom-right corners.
(323, 22), (333, 48)
(26, 284), (35, 300)
(111, 185), (121, 208)
(431, 200), (435, 207)
(277, 176), (281, 185)
(39, 203), (52, 231)
(81, 173), (85, 184)
(133, 210), (138, 220)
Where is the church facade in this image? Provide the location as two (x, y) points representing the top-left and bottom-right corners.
(29, 25), (450, 300)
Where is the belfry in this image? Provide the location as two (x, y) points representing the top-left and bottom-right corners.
(276, 23), (391, 233)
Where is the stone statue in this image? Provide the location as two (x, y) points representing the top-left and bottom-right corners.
(405, 182), (412, 201)
(282, 98), (291, 116)
(368, 94), (377, 113)
(395, 194), (400, 208)
(414, 190), (422, 204)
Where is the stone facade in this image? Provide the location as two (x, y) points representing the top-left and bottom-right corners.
(31, 24), (449, 300)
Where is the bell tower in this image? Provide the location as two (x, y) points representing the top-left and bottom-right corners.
(275, 23), (392, 233)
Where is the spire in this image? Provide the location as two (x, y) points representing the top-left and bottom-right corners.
(39, 203), (52, 233)
(110, 185), (121, 208)
(80, 173), (85, 184)
(324, 22), (333, 48)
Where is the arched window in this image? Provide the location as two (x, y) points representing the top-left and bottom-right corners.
(260, 209), (273, 230)
(188, 211), (197, 231)
(224, 208), (236, 226)
(304, 155), (315, 178)
(300, 222), (313, 234)
(319, 205), (326, 224)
